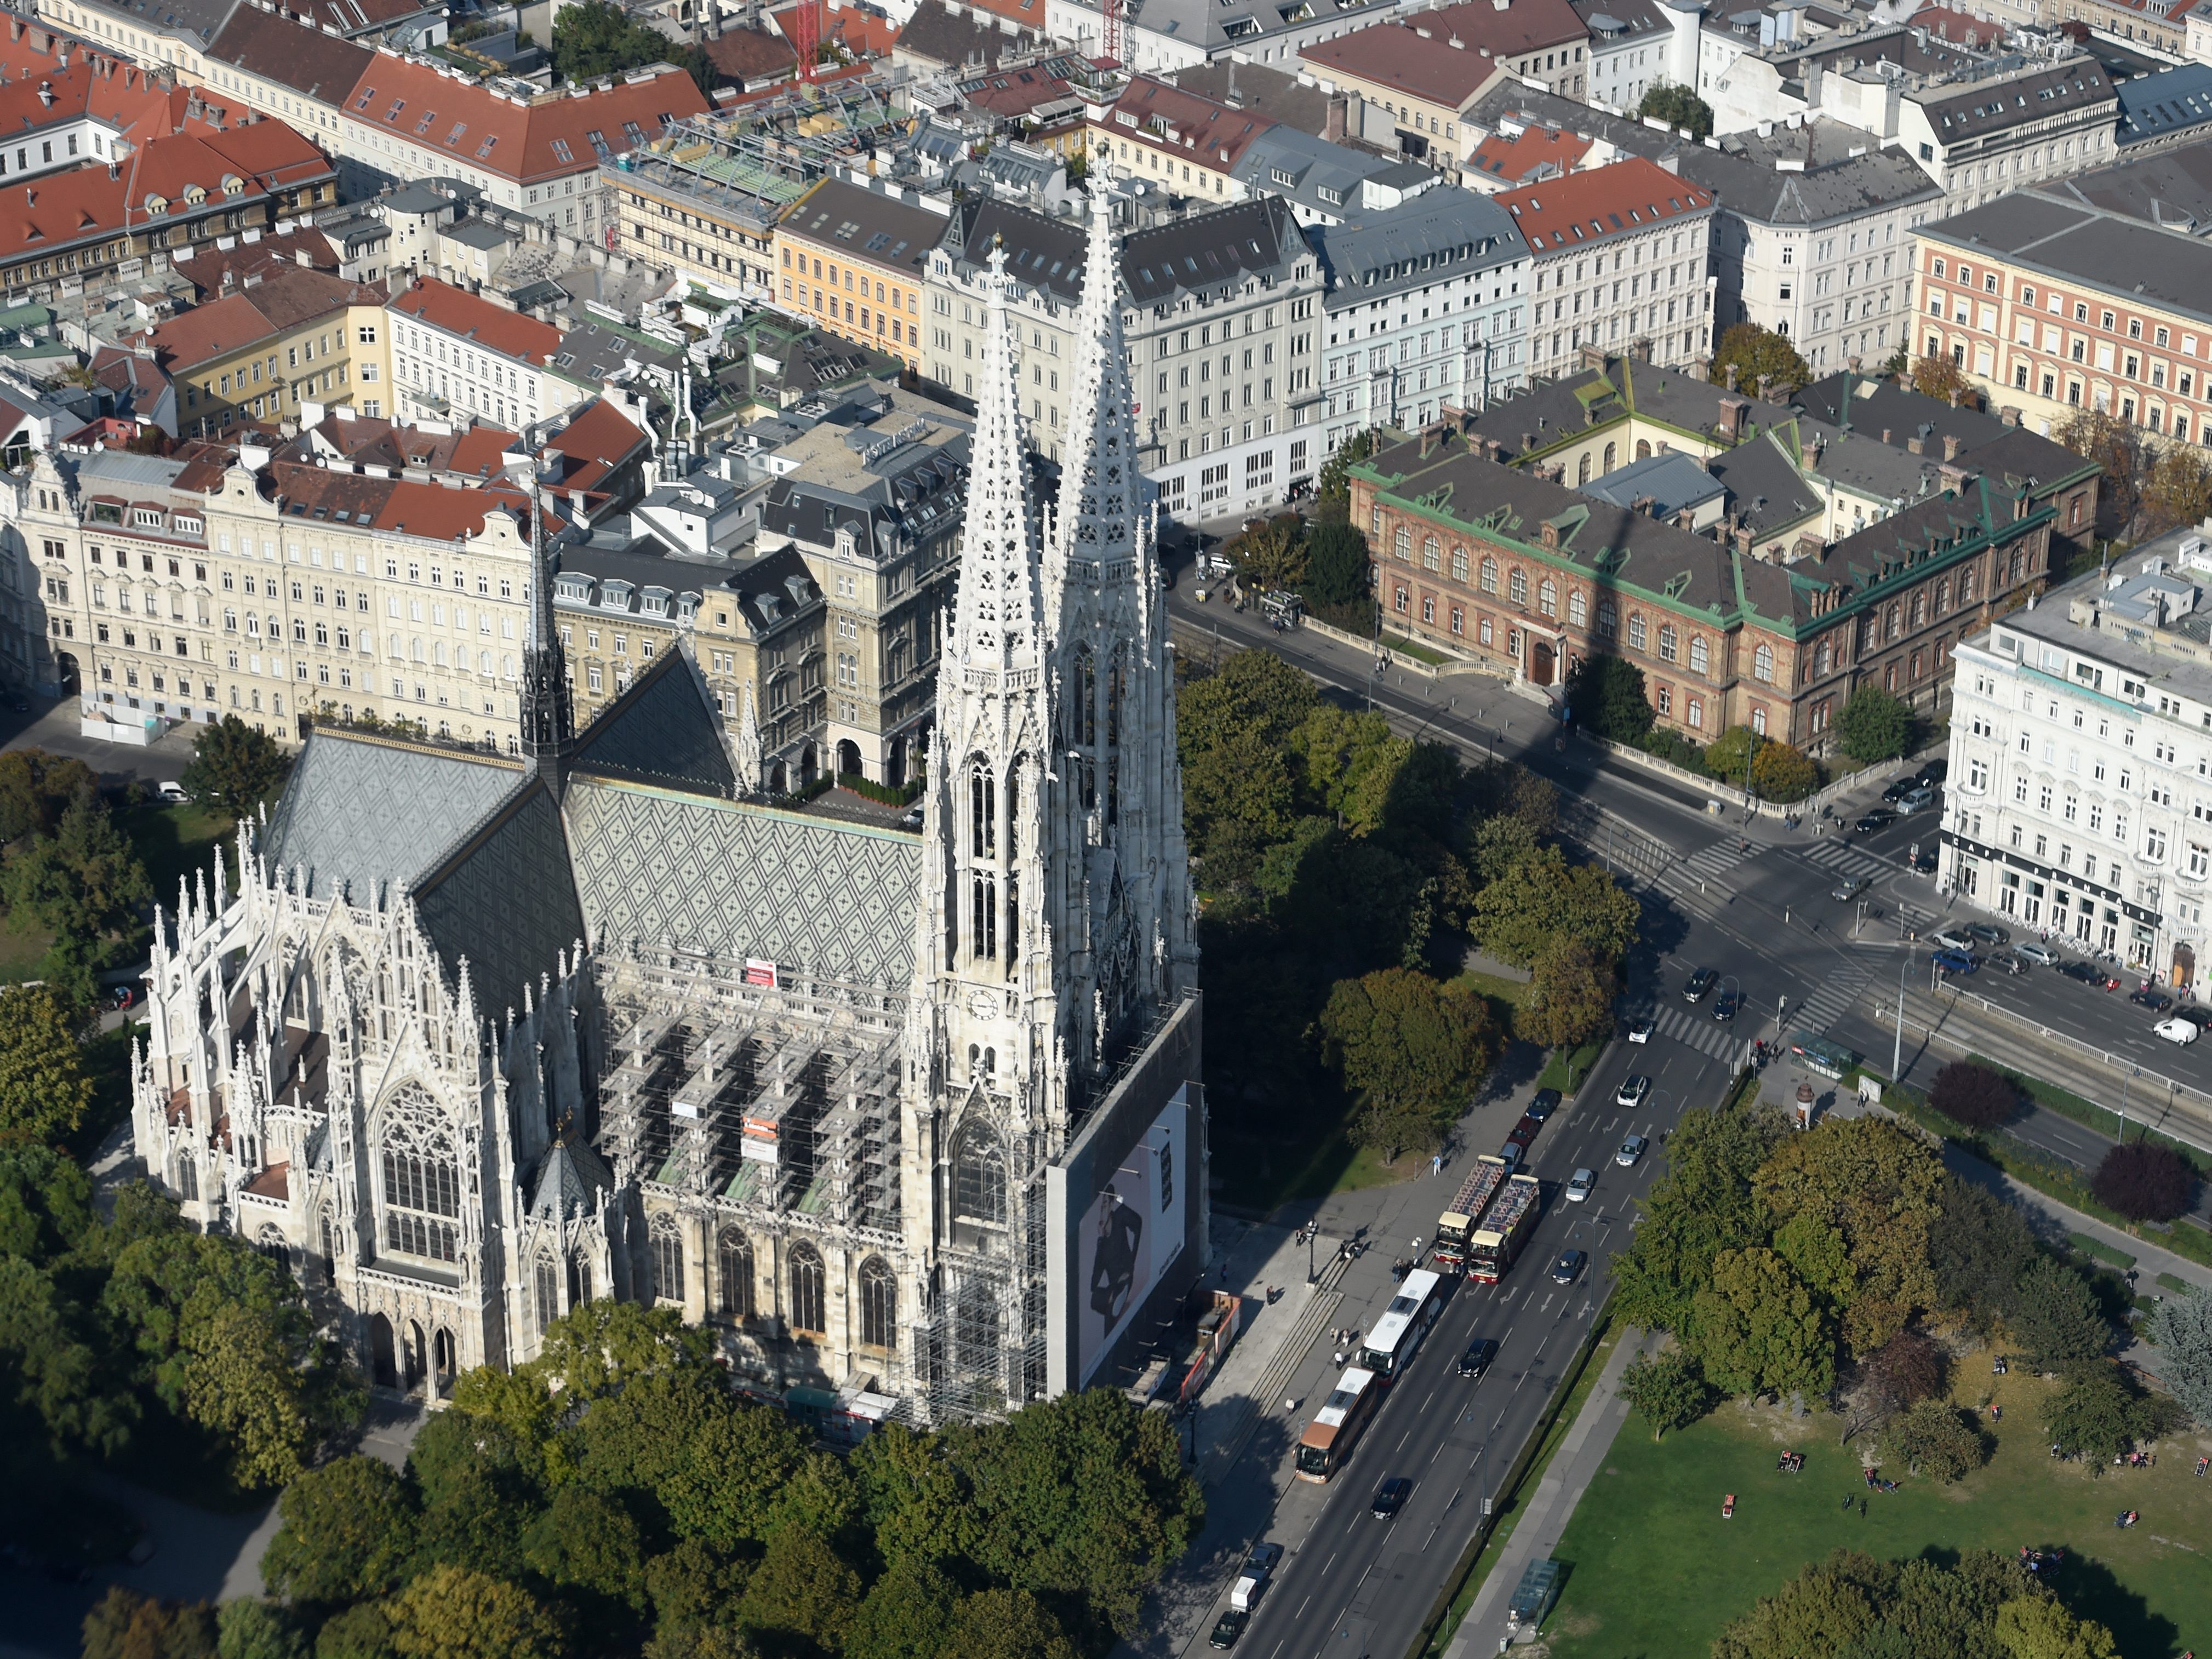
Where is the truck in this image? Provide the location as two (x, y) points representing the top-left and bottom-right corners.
(1465, 1173), (1541, 1285)
(1433, 1154), (1511, 1271)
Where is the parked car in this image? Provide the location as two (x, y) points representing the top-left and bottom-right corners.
(1966, 923), (2010, 947)
(1905, 847), (1937, 874)
(2129, 985), (2173, 1013)
(1551, 1249), (1587, 1285)
(2059, 960), (2109, 985)
(1684, 967), (1718, 1003)
(1895, 785), (1937, 814)
(1230, 1543), (1284, 1612)
(1627, 1011), (1655, 1044)
(1916, 759), (1948, 787)
(1525, 1088), (1562, 1122)
(1496, 1141), (1524, 1172)
(1713, 989), (1740, 1023)
(1832, 876), (1870, 902)
(1457, 1337), (1500, 1379)
(1880, 777), (1917, 804)
(2015, 940), (2060, 966)
(1565, 1167), (1596, 1203)
(1506, 1114), (1542, 1149)
(1854, 810), (1895, 834)
(1210, 1609), (1250, 1650)
(1371, 1477), (1412, 1519)
(1931, 949), (1979, 975)
(2174, 1005), (2212, 1031)
(1991, 951), (2030, 977)
(2153, 1016), (2200, 1045)
(1615, 1074), (1651, 1108)
(1930, 929), (1976, 954)
(155, 781), (189, 803)
(1616, 1134), (1650, 1167)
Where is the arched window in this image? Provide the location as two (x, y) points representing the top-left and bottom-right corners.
(256, 1225), (290, 1270)
(175, 1157), (198, 1200)
(1577, 453), (1593, 484)
(1657, 623), (1678, 662)
(1753, 644), (1775, 683)
(859, 1255), (896, 1349)
(1393, 524), (1410, 561)
(953, 1119), (1007, 1226)
(718, 1228), (754, 1318)
(1910, 592), (1926, 627)
(969, 758), (996, 859)
(1887, 603), (1902, 642)
(789, 1242), (826, 1334)
(1628, 614), (1647, 650)
(1636, 439), (1651, 460)
(1509, 568), (1528, 605)
(378, 1084), (460, 1263)
(1479, 556), (1498, 595)
(650, 1216), (684, 1305)
(1603, 442), (1617, 472)
(1689, 636), (1710, 675)
(534, 1252), (560, 1336)
(1421, 534), (1440, 571)
(1568, 590), (1587, 628)
(1450, 547), (1468, 583)
(1537, 579), (1557, 619)
(1815, 640), (1832, 676)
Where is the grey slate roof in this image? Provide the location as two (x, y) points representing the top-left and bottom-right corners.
(1916, 192), (2212, 330)
(1232, 128), (1407, 224)
(1581, 448), (1726, 516)
(894, 0), (1043, 73)
(2036, 142), (2212, 233)
(1314, 187), (1527, 310)
(1704, 431), (1824, 538)
(569, 649), (738, 797)
(528, 1135), (615, 1221)
(410, 777), (588, 1015)
(1121, 195), (1313, 308)
(1171, 59), (1345, 138)
(262, 730), (525, 906)
(2114, 64), (2212, 148)
(1672, 121), (1942, 227)
(1916, 60), (2114, 146)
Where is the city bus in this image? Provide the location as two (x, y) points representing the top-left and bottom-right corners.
(1357, 1267), (1449, 1381)
(1434, 1155), (1511, 1272)
(1466, 1174), (1541, 1285)
(1294, 1366), (1380, 1483)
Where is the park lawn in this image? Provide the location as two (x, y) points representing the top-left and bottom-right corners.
(0, 915), (52, 981)
(1541, 1362), (2212, 1659)
(119, 798), (237, 903)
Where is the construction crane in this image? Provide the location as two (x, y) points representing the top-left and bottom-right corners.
(1101, 0), (1124, 63)
(789, 0), (822, 81)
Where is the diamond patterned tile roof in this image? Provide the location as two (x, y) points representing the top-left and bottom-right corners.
(569, 649), (736, 797)
(411, 777), (588, 1016)
(527, 1135), (615, 1222)
(563, 780), (922, 988)
(261, 729), (527, 905)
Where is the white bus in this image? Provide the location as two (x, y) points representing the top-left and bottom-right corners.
(1357, 1267), (1449, 1382)
(1295, 1366), (1381, 1483)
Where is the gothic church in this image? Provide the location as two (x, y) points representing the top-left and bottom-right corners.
(128, 187), (1202, 1418)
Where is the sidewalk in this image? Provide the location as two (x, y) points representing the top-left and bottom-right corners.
(1442, 1326), (1660, 1657)
(1187, 1218), (1348, 1491)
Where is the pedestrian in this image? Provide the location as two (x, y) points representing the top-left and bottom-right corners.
(1860, 1497), (1869, 1518)
(1432, 1153), (1442, 1177)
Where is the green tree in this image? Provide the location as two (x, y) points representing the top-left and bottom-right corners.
(1714, 1548), (1887, 1659)
(3, 791), (152, 992)
(313, 1604), (396, 1659)
(179, 1302), (318, 1490)
(1315, 428), (1376, 510)
(550, 0), (679, 83)
(2151, 1286), (2212, 1427)
(1637, 81), (1714, 140)
(1886, 1400), (1987, 1482)
(1289, 707), (1411, 838)
(734, 1527), (864, 1657)
(2008, 1256), (2108, 1369)
(1223, 514), (1307, 592)
(0, 748), (97, 842)
(1687, 1246), (1836, 1399)
(940, 1589), (1081, 1659)
(0, 1142), (95, 1260)
(1751, 739), (1820, 804)
(1563, 654), (1654, 745)
(1470, 844), (1640, 969)
(2140, 439), (2212, 540)
(217, 1600), (310, 1659)
(1911, 352), (1974, 407)
(844, 1557), (961, 1659)
(1301, 520), (1370, 610)
(1612, 1098), (1787, 1332)
(1929, 1175), (2036, 1334)
(643, 1540), (750, 1639)
(385, 1565), (566, 1659)
(1994, 1597), (2120, 1659)
(1617, 1346), (1715, 1440)
(0, 985), (95, 1146)
(1518, 935), (1615, 1050)
(953, 1387), (1206, 1641)
(1835, 684), (1913, 764)
(0, 1252), (138, 1456)
(1176, 650), (1317, 877)
(2039, 1364), (2151, 1460)
(851, 1422), (976, 1572)
(1318, 968), (1496, 1158)
(260, 1455), (420, 1604)
(1712, 324), (1810, 395)
(83, 1589), (219, 1659)
(522, 1487), (648, 1618)
(2053, 407), (2145, 541)
(179, 715), (290, 823)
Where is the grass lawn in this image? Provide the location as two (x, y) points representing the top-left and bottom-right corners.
(1540, 1363), (2212, 1659)
(1381, 631), (1452, 667)
(0, 915), (53, 982)
(1539, 1040), (1607, 1095)
(119, 798), (237, 904)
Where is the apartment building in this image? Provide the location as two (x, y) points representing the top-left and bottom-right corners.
(143, 264), (392, 437)
(0, 25), (179, 186)
(387, 278), (564, 432)
(179, 2), (374, 153)
(752, 386), (969, 786)
(605, 130), (805, 306)
(1499, 156), (1716, 376)
(1574, 0), (1676, 113)
(1689, 120), (1941, 375)
(772, 176), (942, 375)
(1940, 539), (2212, 992)
(1296, 13), (1525, 170)
(1917, 190), (2212, 443)
(1897, 58), (2120, 209)
(1315, 187), (1531, 457)
(1084, 76), (1281, 204)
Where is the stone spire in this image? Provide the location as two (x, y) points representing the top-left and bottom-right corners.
(513, 466), (576, 790)
(946, 243), (1047, 675)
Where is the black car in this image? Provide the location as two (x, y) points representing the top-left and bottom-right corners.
(1881, 778), (1917, 804)
(1832, 876), (1870, 902)
(1210, 1610), (1250, 1650)
(1525, 1088), (1563, 1122)
(1854, 809), (1896, 834)
(1458, 1337), (1500, 1379)
(1916, 759), (1949, 788)
(1684, 967), (1718, 1003)
(2175, 1005), (2212, 1031)
(2059, 960), (2107, 985)
(1372, 1477), (1412, 1519)
(1552, 1249), (1588, 1285)
(2129, 986), (2173, 1013)
(1713, 989), (1740, 1022)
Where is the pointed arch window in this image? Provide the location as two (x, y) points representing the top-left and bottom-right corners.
(789, 1241), (826, 1334)
(378, 1084), (460, 1263)
(953, 1118), (1008, 1234)
(650, 1216), (684, 1305)
(859, 1255), (896, 1349)
(534, 1252), (560, 1336)
(718, 1228), (754, 1317)
(969, 758), (996, 859)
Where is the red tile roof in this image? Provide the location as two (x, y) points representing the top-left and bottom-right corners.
(1497, 156), (1712, 255)
(173, 224), (342, 300)
(1300, 0), (1581, 106)
(345, 49), (710, 185)
(391, 277), (562, 363)
(701, 24), (799, 84)
(1908, 4), (1999, 43)
(542, 397), (648, 496)
(1098, 76), (1277, 172)
(138, 267), (380, 373)
(243, 1162), (290, 1200)
(1469, 123), (1594, 185)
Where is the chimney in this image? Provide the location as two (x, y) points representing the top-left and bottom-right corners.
(1724, 361), (1740, 392)
(1848, 355), (1862, 375)
(1881, 428), (1891, 445)
(1325, 94), (1348, 142)
(1630, 335), (1654, 363)
(1756, 373), (1773, 403)
(1631, 494), (1657, 516)
(1942, 433), (1963, 462)
(1420, 425), (1441, 459)
(1522, 432), (1536, 453)
(1735, 523), (1754, 556)
(1907, 434), (1925, 455)
(1949, 386), (1964, 408)
(2000, 405), (2021, 428)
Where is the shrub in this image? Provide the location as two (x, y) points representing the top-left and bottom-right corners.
(1928, 1062), (2018, 1131)
(2041, 1364), (2152, 1460)
(2090, 1140), (2196, 1222)
(1886, 1400), (1987, 1483)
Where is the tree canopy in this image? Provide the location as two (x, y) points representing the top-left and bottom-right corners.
(1910, 353), (1973, 405)
(1222, 514), (1307, 592)
(549, 0), (715, 92)
(2088, 1140), (2196, 1222)
(0, 985), (95, 1145)
(2151, 1287), (2212, 1427)
(1301, 520), (1371, 611)
(1637, 81), (1714, 141)
(1564, 654), (1655, 745)
(1836, 684), (1913, 764)
(180, 716), (290, 824)
(1716, 1548), (2111, 1659)
(1712, 324), (1810, 394)
(1318, 969), (1497, 1157)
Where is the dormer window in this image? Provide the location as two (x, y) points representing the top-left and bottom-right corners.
(132, 507), (163, 529)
